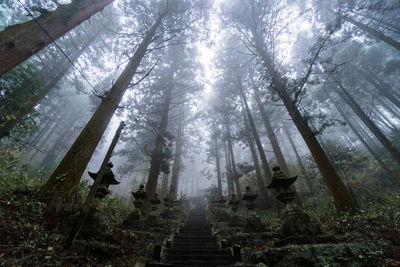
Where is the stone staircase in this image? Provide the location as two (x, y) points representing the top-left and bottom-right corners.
(145, 205), (234, 267)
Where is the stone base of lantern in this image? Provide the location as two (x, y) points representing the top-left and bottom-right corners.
(121, 209), (144, 230)
(146, 211), (160, 227)
(245, 214), (263, 232)
(274, 203), (336, 247)
(212, 207), (231, 222)
(229, 214), (244, 227)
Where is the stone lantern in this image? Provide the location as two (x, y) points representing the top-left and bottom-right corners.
(266, 166), (297, 205)
(150, 194), (161, 212)
(242, 186), (262, 230)
(266, 166), (328, 247)
(229, 194), (240, 212)
(242, 186), (257, 211)
(132, 184), (147, 211)
(121, 184), (147, 229)
(212, 196), (230, 222)
(147, 194), (161, 226)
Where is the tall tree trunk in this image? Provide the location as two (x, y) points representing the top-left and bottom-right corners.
(0, 33), (97, 139)
(241, 111), (268, 200)
(42, 16), (163, 209)
(225, 122), (242, 198)
(160, 159), (170, 199)
(377, 97), (400, 121)
(0, 0), (113, 76)
(283, 125), (314, 195)
(250, 28), (357, 209)
(224, 141), (234, 197)
(239, 87), (273, 183)
(253, 87), (290, 176)
(357, 67), (400, 109)
(146, 87), (173, 200)
(333, 81), (400, 165)
(333, 101), (399, 185)
(169, 117), (184, 200)
(214, 135), (223, 197)
(345, 16), (400, 51)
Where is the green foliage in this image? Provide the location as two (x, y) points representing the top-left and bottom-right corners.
(0, 63), (43, 141)
(305, 139), (368, 180)
(0, 150), (45, 196)
(100, 194), (135, 227)
(204, 185), (220, 201)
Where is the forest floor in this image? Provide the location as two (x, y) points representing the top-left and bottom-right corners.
(0, 188), (167, 266)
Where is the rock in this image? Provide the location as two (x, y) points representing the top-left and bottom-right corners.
(75, 240), (124, 258)
(253, 242), (385, 267)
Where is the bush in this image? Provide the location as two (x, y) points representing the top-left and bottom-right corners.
(0, 151), (45, 196)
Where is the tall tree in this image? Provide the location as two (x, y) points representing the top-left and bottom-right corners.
(333, 81), (400, 165)
(169, 115), (185, 200)
(42, 8), (167, 209)
(253, 87), (291, 176)
(223, 0), (358, 210)
(0, 0), (113, 76)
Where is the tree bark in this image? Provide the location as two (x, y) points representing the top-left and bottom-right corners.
(251, 30), (357, 209)
(253, 87), (290, 176)
(214, 135), (223, 197)
(225, 122), (242, 198)
(169, 116), (184, 200)
(241, 111), (268, 200)
(0, 0), (113, 76)
(334, 81), (400, 165)
(283, 125), (314, 194)
(160, 159), (170, 199)
(0, 33), (97, 139)
(357, 67), (400, 109)
(146, 87), (173, 200)
(345, 16), (400, 51)
(333, 100), (399, 185)
(42, 16), (163, 209)
(224, 141), (234, 196)
(239, 87), (273, 183)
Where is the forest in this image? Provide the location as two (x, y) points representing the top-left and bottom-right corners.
(0, 0), (399, 266)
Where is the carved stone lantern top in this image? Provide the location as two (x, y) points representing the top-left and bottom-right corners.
(242, 186), (258, 202)
(132, 184), (147, 200)
(267, 166), (297, 204)
(267, 166), (297, 189)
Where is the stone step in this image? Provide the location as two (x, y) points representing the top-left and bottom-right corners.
(172, 245), (220, 249)
(174, 236), (216, 241)
(166, 253), (233, 262)
(166, 248), (231, 255)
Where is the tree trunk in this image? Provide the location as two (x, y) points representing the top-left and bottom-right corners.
(224, 141), (234, 196)
(226, 122), (242, 198)
(251, 30), (357, 209)
(283, 125), (314, 194)
(239, 87), (273, 183)
(0, 33), (97, 139)
(333, 81), (400, 165)
(160, 160), (170, 199)
(253, 87), (290, 176)
(345, 16), (400, 51)
(0, 0), (113, 76)
(146, 87), (173, 200)
(241, 111), (268, 200)
(333, 101), (399, 185)
(357, 67), (400, 109)
(377, 97), (400, 121)
(42, 16), (163, 209)
(214, 135), (223, 197)
(169, 117), (184, 200)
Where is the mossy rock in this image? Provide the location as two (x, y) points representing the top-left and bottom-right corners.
(252, 242), (385, 267)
